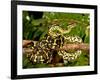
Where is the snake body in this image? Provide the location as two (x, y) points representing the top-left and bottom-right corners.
(26, 25), (82, 64)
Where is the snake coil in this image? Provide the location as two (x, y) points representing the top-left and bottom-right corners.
(26, 25), (82, 64)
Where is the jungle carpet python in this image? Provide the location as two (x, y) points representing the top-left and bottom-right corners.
(25, 25), (82, 64)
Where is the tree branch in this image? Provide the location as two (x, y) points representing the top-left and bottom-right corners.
(23, 40), (89, 54)
(60, 43), (89, 51)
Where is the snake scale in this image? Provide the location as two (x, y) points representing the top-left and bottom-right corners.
(25, 25), (82, 64)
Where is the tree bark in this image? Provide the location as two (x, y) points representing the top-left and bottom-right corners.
(23, 40), (33, 47)
(60, 43), (89, 51)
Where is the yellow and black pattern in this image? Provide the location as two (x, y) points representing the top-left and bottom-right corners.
(26, 25), (82, 64)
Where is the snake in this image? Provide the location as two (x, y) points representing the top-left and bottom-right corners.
(26, 24), (82, 64)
